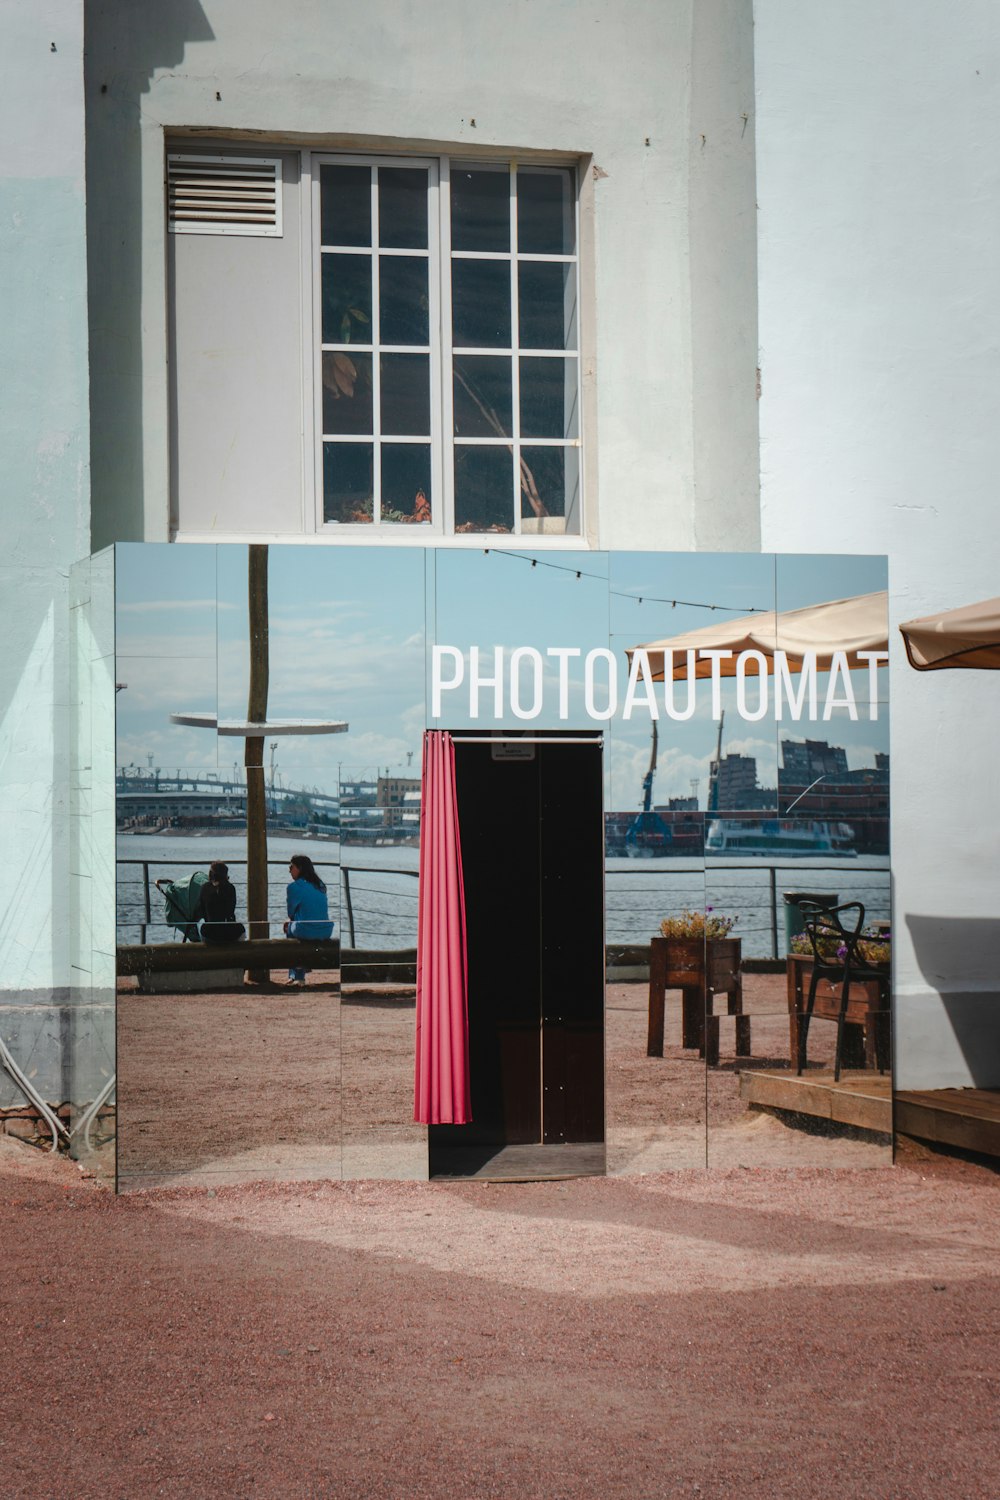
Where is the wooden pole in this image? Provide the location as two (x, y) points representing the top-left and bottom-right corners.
(245, 545), (270, 978)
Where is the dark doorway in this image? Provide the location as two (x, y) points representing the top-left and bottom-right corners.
(429, 735), (605, 1179)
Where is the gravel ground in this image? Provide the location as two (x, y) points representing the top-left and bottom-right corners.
(3, 1132), (1000, 1499)
(115, 975), (881, 1188)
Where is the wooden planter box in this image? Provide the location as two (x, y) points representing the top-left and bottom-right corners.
(647, 935), (749, 1066)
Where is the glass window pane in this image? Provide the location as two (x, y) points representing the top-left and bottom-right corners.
(322, 352), (373, 434)
(451, 167), (510, 252)
(378, 167), (428, 250)
(381, 443), (432, 524)
(380, 353), (430, 435)
(454, 445), (514, 533)
(518, 262), (577, 349)
(324, 442), (374, 523)
(379, 256), (429, 345)
(519, 446), (580, 535)
(321, 254), (372, 345)
(320, 164), (371, 247)
(517, 168), (575, 255)
(453, 355), (513, 437)
(519, 356), (579, 439)
(452, 259), (511, 348)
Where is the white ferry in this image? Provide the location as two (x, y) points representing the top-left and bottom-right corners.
(705, 817), (857, 858)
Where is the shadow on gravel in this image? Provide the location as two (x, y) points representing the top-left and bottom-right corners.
(433, 1175), (950, 1257)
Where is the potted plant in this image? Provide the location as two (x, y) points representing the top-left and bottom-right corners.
(788, 924), (891, 967)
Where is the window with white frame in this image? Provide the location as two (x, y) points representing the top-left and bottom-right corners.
(316, 156), (581, 536)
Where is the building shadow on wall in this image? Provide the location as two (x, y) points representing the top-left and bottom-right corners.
(84, 0), (215, 546)
(905, 915), (1000, 1086)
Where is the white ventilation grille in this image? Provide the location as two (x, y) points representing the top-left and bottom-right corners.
(167, 154), (283, 237)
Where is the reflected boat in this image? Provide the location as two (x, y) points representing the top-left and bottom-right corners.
(705, 817), (858, 858)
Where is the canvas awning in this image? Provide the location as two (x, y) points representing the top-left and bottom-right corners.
(899, 596), (1000, 671)
(629, 590), (889, 680)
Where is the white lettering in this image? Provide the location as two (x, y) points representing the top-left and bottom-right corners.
(431, 646), (464, 719)
(432, 638), (874, 725)
(545, 647), (581, 720)
(698, 650), (733, 721)
(857, 650), (889, 720)
(736, 649), (769, 721)
(663, 650), (697, 720)
(584, 648), (618, 721)
(469, 645), (504, 720)
(823, 651), (858, 720)
(774, 650), (817, 721)
(623, 649), (659, 720)
(509, 646), (544, 720)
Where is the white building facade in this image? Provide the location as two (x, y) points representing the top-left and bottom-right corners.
(755, 1), (1000, 1087)
(2, 0), (998, 1159)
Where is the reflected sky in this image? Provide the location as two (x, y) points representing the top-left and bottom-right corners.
(117, 545), (426, 793)
(115, 544), (889, 812)
(609, 552), (887, 808)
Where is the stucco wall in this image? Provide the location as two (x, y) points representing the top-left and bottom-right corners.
(0, 1), (91, 984)
(85, 0), (759, 551)
(0, 0), (91, 1101)
(754, 1), (1000, 1087)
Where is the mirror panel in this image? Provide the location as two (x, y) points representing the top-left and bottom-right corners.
(705, 557), (891, 1165)
(316, 548), (426, 1175)
(604, 550), (777, 1171)
(115, 544), (347, 1186)
(66, 551), (117, 1179)
(340, 931), (423, 1180)
(605, 554), (704, 1172)
(429, 547), (610, 732)
(605, 705), (708, 1173)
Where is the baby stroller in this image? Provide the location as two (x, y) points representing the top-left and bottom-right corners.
(158, 871), (208, 942)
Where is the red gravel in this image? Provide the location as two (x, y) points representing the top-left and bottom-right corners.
(3, 1134), (1000, 1499)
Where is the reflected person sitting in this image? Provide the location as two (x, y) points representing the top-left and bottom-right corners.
(283, 853), (334, 987)
(198, 860), (246, 945)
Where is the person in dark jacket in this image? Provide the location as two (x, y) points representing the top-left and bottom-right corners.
(197, 861), (246, 944)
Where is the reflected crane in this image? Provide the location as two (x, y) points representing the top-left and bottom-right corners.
(625, 722), (670, 858)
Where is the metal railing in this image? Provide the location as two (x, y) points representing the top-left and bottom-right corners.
(605, 861), (890, 959)
(119, 856), (888, 960)
(117, 858), (420, 949)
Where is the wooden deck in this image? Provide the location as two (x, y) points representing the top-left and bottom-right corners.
(895, 1088), (1000, 1158)
(740, 1069), (892, 1134)
(742, 1072), (1000, 1159)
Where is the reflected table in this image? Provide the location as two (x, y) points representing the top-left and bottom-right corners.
(785, 954), (890, 1071)
(647, 936), (750, 1067)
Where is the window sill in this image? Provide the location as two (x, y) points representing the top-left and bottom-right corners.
(171, 529), (591, 549)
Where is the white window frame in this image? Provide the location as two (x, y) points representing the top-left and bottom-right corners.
(309, 151), (583, 542)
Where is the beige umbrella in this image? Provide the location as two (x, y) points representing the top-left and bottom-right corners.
(899, 596), (1000, 671)
(630, 590), (889, 680)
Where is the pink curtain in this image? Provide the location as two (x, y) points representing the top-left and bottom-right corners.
(414, 730), (472, 1124)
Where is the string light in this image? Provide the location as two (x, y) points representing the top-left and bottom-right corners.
(481, 548), (767, 614)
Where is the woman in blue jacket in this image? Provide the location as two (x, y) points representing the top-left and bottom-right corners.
(283, 853), (334, 986)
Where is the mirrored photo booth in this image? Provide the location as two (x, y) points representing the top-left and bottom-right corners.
(67, 544), (891, 1187)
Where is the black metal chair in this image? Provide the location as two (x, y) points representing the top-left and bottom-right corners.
(796, 901), (889, 1082)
